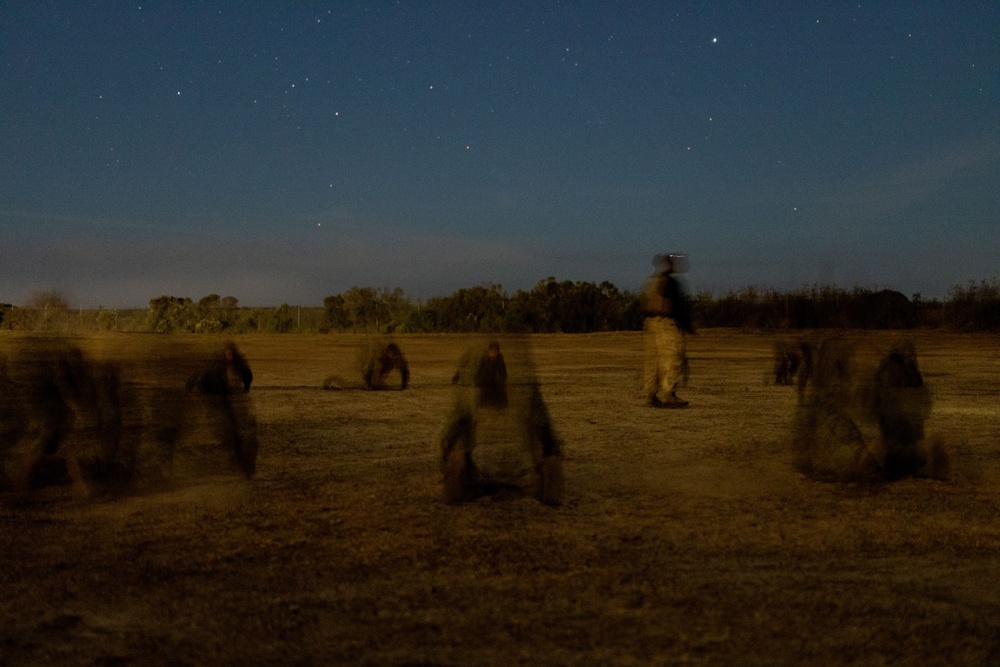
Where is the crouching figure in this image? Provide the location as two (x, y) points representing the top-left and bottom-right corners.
(792, 337), (947, 483)
(773, 338), (813, 405)
(0, 342), (131, 494)
(185, 342), (258, 477)
(439, 338), (564, 506)
(362, 341), (409, 390)
(323, 339), (410, 391)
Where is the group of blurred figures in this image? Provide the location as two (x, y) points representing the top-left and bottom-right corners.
(0, 339), (258, 496)
(0, 334), (566, 506)
(775, 335), (949, 483)
(436, 320), (951, 496)
(0, 278), (952, 505)
(325, 336), (565, 506)
(642, 251), (949, 484)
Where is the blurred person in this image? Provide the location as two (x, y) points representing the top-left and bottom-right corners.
(325, 339), (410, 391)
(774, 338), (814, 405)
(362, 341), (410, 391)
(185, 342), (258, 476)
(641, 253), (693, 408)
(451, 339), (507, 407)
(440, 338), (563, 505)
(186, 342), (253, 394)
(0, 342), (128, 492)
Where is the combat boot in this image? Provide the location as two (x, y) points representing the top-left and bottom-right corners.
(661, 393), (689, 409)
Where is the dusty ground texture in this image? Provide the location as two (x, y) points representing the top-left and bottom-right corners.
(1, 330), (999, 666)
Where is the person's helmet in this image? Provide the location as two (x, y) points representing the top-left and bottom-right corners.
(653, 253), (688, 273)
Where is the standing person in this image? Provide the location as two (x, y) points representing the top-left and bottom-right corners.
(641, 253), (693, 408)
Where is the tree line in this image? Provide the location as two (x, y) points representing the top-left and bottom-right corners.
(2, 278), (1000, 334)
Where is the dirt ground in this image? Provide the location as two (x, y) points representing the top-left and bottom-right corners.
(1, 330), (999, 666)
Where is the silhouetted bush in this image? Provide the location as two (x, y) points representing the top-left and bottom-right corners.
(4, 277), (999, 334)
(945, 280), (1000, 331)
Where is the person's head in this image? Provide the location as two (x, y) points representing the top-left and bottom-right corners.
(653, 253), (674, 273)
(653, 253), (688, 274)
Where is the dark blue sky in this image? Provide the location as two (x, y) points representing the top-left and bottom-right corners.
(2, 2), (997, 308)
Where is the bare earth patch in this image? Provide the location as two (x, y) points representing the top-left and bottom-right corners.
(1, 330), (999, 666)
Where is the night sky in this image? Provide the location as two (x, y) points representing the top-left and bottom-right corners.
(2, 2), (997, 308)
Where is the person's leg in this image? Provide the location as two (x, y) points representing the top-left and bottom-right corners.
(657, 320), (688, 407)
(642, 318), (661, 404)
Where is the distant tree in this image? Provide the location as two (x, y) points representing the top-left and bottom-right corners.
(436, 284), (506, 332)
(327, 286), (415, 332)
(341, 287), (379, 331)
(29, 290), (70, 310)
(398, 305), (438, 333)
(421, 295), (455, 332)
(854, 288), (915, 329)
(377, 287), (416, 332)
(266, 304), (296, 333)
(946, 279), (1000, 330)
(147, 295), (196, 333)
(0, 306), (36, 331)
(194, 294), (222, 332)
(241, 309), (263, 333)
(191, 293), (243, 331)
(24, 290), (73, 330)
(132, 276), (1000, 334)
(220, 296), (239, 327)
(322, 294), (350, 331)
(198, 294), (221, 310)
(594, 281), (640, 331)
(96, 308), (119, 332)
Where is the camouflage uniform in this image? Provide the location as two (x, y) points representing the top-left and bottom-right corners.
(439, 338), (564, 505)
(643, 313), (686, 404)
(641, 257), (692, 407)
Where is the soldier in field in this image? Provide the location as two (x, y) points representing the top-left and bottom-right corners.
(186, 342), (253, 394)
(774, 338), (814, 405)
(439, 337), (563, 506)
(323, 339), (410, 391)
(362, 341), (410, 391)
(640, 253), (694, 408)
(185, 342), (258, 477)
(792, 337), (948, 483)
(0, 342), (128, 493)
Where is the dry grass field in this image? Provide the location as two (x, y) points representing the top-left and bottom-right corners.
(1, 330), (999, 666)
